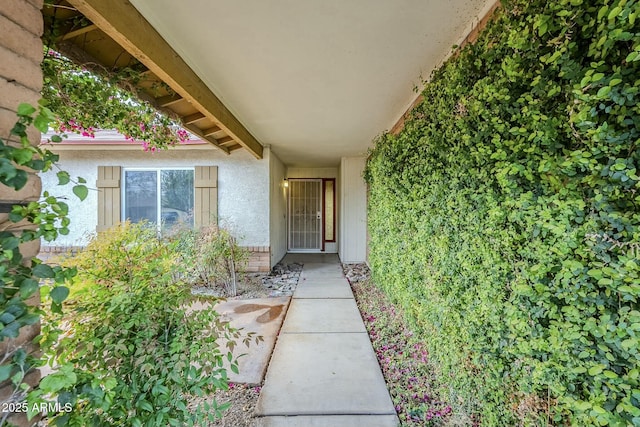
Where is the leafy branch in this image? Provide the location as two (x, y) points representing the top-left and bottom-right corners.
(41, 50), (189, 151)
(0, 102), (86, 425)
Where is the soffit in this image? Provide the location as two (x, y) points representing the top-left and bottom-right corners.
(44, 0), (495, 166)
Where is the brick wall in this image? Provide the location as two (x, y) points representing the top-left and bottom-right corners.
(244, 246), (271, 272)
(37, 245), (83, 265)
(0, 1), (45, 425)
(40, 245), (273, 273)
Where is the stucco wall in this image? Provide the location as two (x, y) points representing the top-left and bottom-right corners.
(269, 149), (287, 266)
(339, 157), (367, 263)
(40, 145), (270, 247)
(286, 167), (338, 179)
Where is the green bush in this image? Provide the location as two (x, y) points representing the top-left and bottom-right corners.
(170, 223), (248, 297)
(365, 0), (640, 425)
(34, 222), (242, 426)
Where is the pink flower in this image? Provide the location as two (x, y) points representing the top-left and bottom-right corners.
(177, 129), (189, 143)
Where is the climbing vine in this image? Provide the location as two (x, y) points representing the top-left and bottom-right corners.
(41, 2), (189, 150)
(366, 0), (640, 425)
(41, 50), (189, 151)
(0, 103), (86, 424)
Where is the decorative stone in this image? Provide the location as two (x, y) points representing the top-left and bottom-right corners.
(342, 263), (371, 284)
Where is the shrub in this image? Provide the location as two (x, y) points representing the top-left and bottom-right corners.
(34, 222), (242, 426)
(170, 224), (248, 297)
(365, 0), (640, 425)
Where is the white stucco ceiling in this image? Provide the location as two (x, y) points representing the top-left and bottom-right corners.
(129, 0), (494, 167)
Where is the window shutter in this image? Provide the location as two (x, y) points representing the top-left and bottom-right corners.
(194, 166), (218, 228)
(97, 166), (121, 232)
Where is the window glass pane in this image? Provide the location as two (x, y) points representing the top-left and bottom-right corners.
(161, 170), (194, 227)
(324, 180), (334, 241)
(125, 171), (157, 223)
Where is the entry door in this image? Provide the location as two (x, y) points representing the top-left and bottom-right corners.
(288, 179), (322, 251)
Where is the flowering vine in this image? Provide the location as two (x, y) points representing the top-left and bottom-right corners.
(41, 49), (190, 150)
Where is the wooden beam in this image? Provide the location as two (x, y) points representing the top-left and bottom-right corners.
(218, 136), (235, 146)
(60, 23), (98, 40)
(156, 94), (183, 107)
(203, 126), (221, 136)
(67, 0), (263, 159)
(182, 123), (229, 154)
(182, 112), (206, 125)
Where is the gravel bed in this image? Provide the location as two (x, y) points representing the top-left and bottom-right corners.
(199, 383), (262, 427)
(191, 262), (303, 299)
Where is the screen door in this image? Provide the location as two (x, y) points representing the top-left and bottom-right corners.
(288, 179), (322, 251)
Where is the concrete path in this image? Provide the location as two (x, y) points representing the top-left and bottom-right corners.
(189, 296), (290, 385)
(255, 254), (399, 427)
(214, 297), (290, 385)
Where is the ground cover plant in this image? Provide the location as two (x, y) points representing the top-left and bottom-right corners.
(34, 222), (244, 426)
(365, 0), (640, 425)
(346, 265), (468, 426)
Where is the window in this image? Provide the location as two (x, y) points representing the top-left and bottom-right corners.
(323, 179), (335, 242)
(123, 168), (194, 228)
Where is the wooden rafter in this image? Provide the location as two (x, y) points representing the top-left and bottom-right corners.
(156, 94), (183, 107)
(203, 126), (221, 136)
(60, 23), (98, 40)
(182, 124), (230, 154)
(66, 0), (263, 159)
(182, 112), (206, 125)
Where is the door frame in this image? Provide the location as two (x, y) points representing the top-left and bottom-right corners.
(287, 178), (336, 253)
(287, 178), (323, 252)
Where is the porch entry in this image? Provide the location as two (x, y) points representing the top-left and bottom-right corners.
(287, 178), (335, 252)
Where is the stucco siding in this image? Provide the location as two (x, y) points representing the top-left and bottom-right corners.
(269, 149), (287, 267)
(40, 146), (270, 247)
(286, 167), (337, 179)
(339, 157), (367, 263)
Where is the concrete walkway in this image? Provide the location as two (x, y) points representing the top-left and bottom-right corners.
(255, 254), (399, 427)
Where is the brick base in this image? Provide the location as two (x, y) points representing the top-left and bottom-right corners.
(40, 245), (273, 273)
(1, 1), (46, 424)
(37, 245), (82, 264)
(243, 246), (271, 273)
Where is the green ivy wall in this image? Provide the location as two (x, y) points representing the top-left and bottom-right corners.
(365, 0), (640, 425)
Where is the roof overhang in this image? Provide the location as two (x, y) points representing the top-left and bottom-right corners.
(44, 0), (497, 166)
(44, 0), (263, 159)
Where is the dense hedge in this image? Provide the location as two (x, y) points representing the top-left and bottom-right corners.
(365, 0), (640, 425)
